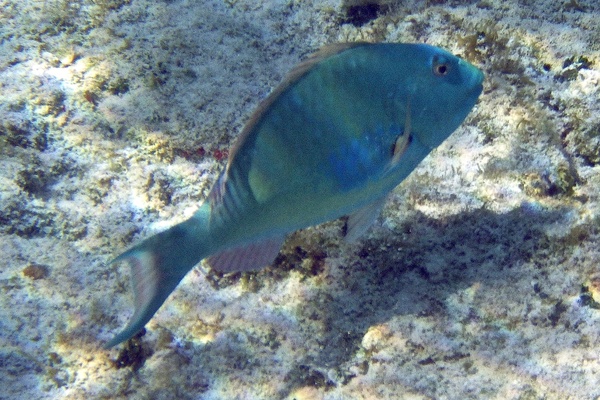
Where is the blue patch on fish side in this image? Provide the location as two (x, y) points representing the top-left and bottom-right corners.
(329, 124), (402, 191)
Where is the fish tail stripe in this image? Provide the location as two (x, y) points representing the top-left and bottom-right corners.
(210, 164), (250, 224)
(215, 166), (250, 225)
(222, 190), (240, 221)
(226, 181), (242, 212)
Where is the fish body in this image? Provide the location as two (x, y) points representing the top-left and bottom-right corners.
(105, 43), (483, 347)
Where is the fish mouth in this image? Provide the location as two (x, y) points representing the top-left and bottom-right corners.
(459, 58), (484, 95)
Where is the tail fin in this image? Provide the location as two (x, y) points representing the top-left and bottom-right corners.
(104, 205), (211, 348)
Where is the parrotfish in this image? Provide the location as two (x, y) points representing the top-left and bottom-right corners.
(105, 42), (483, 347)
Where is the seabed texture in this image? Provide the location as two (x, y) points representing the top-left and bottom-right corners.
(1, 0), (600, 399)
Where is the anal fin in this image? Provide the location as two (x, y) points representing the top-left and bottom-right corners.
(344, 197), (387, 242)
(206, 236), (285, 273)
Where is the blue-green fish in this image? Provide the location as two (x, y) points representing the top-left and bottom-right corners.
(105, 43), (483, 347)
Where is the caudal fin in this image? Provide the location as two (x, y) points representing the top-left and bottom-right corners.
(104, 206), (210, 348)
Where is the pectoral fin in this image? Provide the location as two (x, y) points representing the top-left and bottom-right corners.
(391, 98), (412, 166)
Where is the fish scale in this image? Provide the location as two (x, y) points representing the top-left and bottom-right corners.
(104, 42), (484, 348)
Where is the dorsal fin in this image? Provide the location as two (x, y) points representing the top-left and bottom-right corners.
(227, 42), (369, 162)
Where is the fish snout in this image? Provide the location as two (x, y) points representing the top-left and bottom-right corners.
(462, 60), (484, 96)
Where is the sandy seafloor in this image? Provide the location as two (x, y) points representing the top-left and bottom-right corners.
(1, 0), (600, 398)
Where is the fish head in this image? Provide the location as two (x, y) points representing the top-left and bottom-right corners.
(404, 44), (484, 150)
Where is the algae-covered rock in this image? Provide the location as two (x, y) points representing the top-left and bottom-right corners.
(1, 0), (600, 399)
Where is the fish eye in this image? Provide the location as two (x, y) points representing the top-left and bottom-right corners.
(432, 55), (451, 77)
(433, 61), (450, 76)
